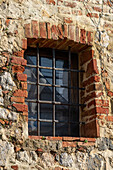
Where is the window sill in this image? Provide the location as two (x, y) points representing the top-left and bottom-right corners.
(29, 136), (96, 147)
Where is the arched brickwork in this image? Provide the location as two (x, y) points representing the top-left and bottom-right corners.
(10, 21), (109, 138)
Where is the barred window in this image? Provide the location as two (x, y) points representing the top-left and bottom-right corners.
(24, 46), (84, 137)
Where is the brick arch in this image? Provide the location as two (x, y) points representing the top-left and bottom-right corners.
(23, 21), (93, 45)
(11, 21), (109, 138)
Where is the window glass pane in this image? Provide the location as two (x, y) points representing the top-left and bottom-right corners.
(28, 121), (37, 136)
(25, 55), (36, 65)
(40, 86), (53, 101)
(55, 123), (69, 136)
(39, 69), (52, 85)
(55, 87), (68, 103)
(40, 122), (52, 136)
(70, 123), (79, 137)
(40, 56), (52, 67)
(70, 106), (79, 122)
(27, 84), (37, 99)
(40, 104), (52, 119)
(55, 105), (68, 122)
(55, 51), (68, 68)
(55, 70), (68, 86)
(24, 67), (37, 83)
(26, 102), (37, 119)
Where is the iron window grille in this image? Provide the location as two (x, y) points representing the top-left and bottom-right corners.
(24, 45), (85, 137)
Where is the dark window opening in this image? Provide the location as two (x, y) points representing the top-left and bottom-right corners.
(24, 46), (84, 137)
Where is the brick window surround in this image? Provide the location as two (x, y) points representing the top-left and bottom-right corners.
(11, 21), (109, 138)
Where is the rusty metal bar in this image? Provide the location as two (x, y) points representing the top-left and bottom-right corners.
(68, 46), (71, 136)
(37, 44), (40, 136)
(28, 118), (85, 124)
(53, 49), (55, 137)
(38, 65), (84, 72)
(26, 99), (86, 106)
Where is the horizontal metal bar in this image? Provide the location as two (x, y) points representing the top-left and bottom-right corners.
(39, 119), (59, 123)
(39, 66), (52, 70)
(25, 99), (86, 106)
(27, 82), (85, 90)
(28, 118), (85, 124)
(28, 118), (58, 123)
(26, 65), (85, 72)
(28, 82), (37, 85)
(26, 64), (37, 68)
(39, 65), (85, 72)
(38, 83), (85, 90)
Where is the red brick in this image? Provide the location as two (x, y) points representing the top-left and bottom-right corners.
(13, 50), (25, 58)
(13, 90), (28, 97)
(5, 19), (10, 26)
(105, 116), (113, 122)
(23, 112), (28, 116)
(11, 165), (18, 170)
(17, 73), (27, 81)
(82, 76), (100, 87)
(13, 103), (28, 112)
(29, 136), (43, 140)
(11, 97), (25, 103)
(79, 137), (96, 142)
(39, 22), (47, 39)
(69, 25), (75, 41)
(31, 20), (38, 38)
(86, 83), (103, 93)
(57, 24), (63, 39)
(51, 25), (58, 40)
(86, 59), (99, 77)
(97, 115), (104, 120)
(96, 99), (109, 107)
(11, 57), (27, 66)
(12, 65), (25, 73)
(15, 146), (21, 152)
(64, 1), (76, 8)
(36, 148), (43, 152)
(0, 119), (5, 125)
(108, 91), (113, 97)
(21, 82), (27, 90)
(46, 22), (51, 39)
(76, 26), (79, 43)
(62, 141), (77, 147)
(80, 29), (86, 44)
(87, 31), (93, 45)
(80, 49), (94, 65)
(25, 23), (31, 38)
(46, 137), (62, 140)
(46, 0), (55, 5)
(54, 168), (62, 170)
(22, 39), (27, 50)
(96, 107), (109, 114)
(81, 120), (99, 137)
(63, 137), (80, 141)
(82, 108), (96, 117)
(82, 91), (103, 103)
(64, 24), (68, 38)
(93, 7), (102, 12)
(64, 17), (73, 23)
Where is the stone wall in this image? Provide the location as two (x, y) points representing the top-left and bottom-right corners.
(0, 0), (113, 169)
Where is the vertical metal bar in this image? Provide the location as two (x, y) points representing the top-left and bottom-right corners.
(53, 49), (55, 137)
(68, 47), (71, 136)
(77, 54), (80, 137)
(37, 44), (40, 136)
